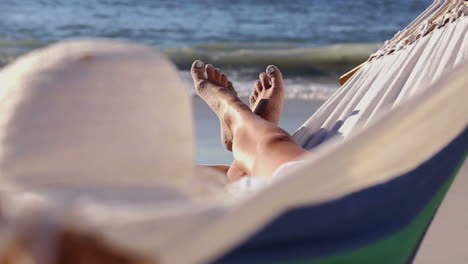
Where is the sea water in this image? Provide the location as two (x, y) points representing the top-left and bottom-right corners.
(1, 0), (431, 89)
(0, 0), (432, 163)
(0, 0), (431, 76)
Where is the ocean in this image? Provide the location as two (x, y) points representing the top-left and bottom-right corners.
(0, 0), (432, 163)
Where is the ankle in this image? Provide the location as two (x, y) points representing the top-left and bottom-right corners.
(223, 101), (250, 136)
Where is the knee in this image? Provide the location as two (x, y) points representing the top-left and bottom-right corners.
(256, 130), (296, 153)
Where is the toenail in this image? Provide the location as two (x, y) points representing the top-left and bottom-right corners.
(196, 61), (204, 68)
(267, 66), (275, 73)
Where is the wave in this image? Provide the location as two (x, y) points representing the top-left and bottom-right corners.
(163, 42), (381, 76)
(0, 40), (380, 77)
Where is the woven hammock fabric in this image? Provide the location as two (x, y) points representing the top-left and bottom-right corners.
(294, 14), (467, 149)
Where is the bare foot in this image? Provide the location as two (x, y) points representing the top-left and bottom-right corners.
(228, 65), (285, 182)
(191, 60), (244, 151)
(250, 65), (285, 125)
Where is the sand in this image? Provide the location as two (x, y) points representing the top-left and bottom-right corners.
(414, 161), (468, 264)
(192, 96), (324, 164)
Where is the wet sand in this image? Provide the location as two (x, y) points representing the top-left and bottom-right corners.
(192, 96), (324, 164)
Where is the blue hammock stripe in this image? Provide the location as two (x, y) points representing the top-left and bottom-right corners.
(213, 128), (468, 264)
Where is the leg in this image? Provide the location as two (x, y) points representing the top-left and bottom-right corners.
(191, 61), (306, 177)
(230, 109), (306, 177)
(227, 65), (286, 180)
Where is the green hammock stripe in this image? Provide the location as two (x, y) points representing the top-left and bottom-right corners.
(279, 155), (466, 264)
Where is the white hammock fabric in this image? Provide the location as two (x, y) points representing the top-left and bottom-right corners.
(294, 14), (468, 149)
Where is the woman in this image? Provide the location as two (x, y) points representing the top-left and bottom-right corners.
(191, 60), (307, 183)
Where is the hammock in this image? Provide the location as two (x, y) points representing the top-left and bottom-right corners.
(294, 2), (468, 149)
(0, 1), (467, 264)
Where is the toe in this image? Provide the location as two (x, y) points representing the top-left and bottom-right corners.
(250, 88), (258, 101)
(255, 80), (263, 92)
(221, 73), (228, 87)
(191, 60), (206, 81)
(214, 68), (222, 82)
(259, 72), (271, 89)
(206, 64), (216, 80)
(250, 94), (256, 107)
(266, 65), (283, 86)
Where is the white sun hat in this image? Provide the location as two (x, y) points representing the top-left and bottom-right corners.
(0, 38), (225, 212)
